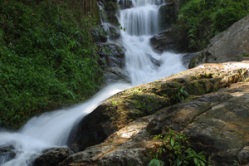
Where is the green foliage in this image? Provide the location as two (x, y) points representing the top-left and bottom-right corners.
(149, 159), (164, 166)
(177, 87), (189, 101)
(149, 130), (207, 166)
(176, 0), (249, 51)
(0, 0), (103, 128)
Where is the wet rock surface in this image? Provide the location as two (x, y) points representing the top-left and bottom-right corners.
(63, 62), (249, 166)
(97, 43), (125, 68)
(150, 28), (178, 53)
(96, 43), (128, 85)
(66, 62), (249, 166)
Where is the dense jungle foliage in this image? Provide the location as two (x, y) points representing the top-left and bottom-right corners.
(0, 0), (103, 128)
(176, 0), (249, 51)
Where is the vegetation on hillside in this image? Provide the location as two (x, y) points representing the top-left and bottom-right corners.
(0, 0), (103, 128)
(175, 0), (249, 51)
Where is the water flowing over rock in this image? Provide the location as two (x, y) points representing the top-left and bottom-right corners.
(0, 83), (130, 166)
(0, 145), (16, 165)
(68, 62), (249, 149)
(118, 0), (185, 85)
(94, 0), (129, 85)
(189, 15), (249, 68)
(3, 0), (249, 165)
(149, 0), (181, 53)
(64, 62), (249, 165)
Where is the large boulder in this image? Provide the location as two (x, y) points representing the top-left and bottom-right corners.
(33, 147), (71, 166)
(150, 28), (178, 53)
(151, 81), (249, 165)
(62, 62), (249, 166)
(67, 62), (249, 153)
(189, 15), (249, 68)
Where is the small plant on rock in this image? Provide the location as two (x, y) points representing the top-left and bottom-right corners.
(149, 130), (207, 166)
(177, 87), (189, 101)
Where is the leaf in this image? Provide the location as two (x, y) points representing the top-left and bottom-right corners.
(170, 137), (175, 147)
(148, 159), (164, 166)
(194, 157), (199, 165)
(176, 158), (182, 166)
(199, 160), (206, 166)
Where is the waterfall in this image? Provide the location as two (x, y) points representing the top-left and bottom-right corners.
(119, 0), (185, 85)
(0, 0), (186, 165)
(0, 83), (131, 166)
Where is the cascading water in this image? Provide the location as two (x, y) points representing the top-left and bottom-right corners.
(0, 83), (131, 166)
(119, 0), (186, 85)
(0, 0), (186, 165)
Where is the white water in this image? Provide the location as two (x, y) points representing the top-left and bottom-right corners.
(119, 0), (185, 85)
(0, 0), (186, 165)
(0, 83), (131, 166)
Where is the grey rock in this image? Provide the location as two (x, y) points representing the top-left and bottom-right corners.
(65, 62), (249, 165)
(97, 43), (125, 68)
(33, 147), (71, 166)
(104, 67), (130, 85)
(91, 26), (107, 43)
(65, 80), (249, 165)
(150, 29), (178, 53)
(238, 146), (249, 165)
(189, 15), (249, 68)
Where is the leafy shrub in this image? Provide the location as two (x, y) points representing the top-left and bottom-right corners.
(0, 0), (103, 128)
(149, 130), (206, 166)
(175, 0), (249, 51)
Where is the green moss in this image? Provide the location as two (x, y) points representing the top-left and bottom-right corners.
(115, 93), (171, 121)
(242, 53), (249, 57)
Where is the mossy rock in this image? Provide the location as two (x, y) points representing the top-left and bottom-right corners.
(68, 62), (249, 152)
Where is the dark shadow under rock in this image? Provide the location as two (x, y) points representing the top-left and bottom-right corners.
(33, 147), (71, 166)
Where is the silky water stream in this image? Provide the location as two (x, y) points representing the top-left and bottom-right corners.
(0, 0), (186, 165)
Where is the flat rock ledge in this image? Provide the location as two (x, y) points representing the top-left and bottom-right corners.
(37, 62), (249, 166)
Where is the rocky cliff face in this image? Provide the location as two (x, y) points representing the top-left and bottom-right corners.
(189, 15), (249, 68)
(92, 0), (129, 85)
